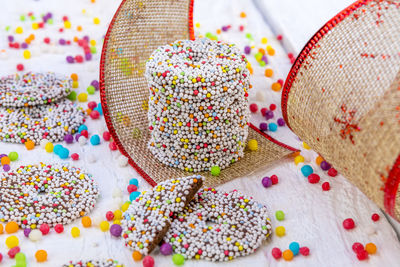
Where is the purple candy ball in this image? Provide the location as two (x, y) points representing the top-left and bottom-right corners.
(8, 35), (14, 42)
(75, 134), (81, 142)
(244, 46), (251, 55)
(320, 161), (331, 171)
(66, 56), (74, 63)
(160, 243), (173, 255)
(91, 80), (99, 90)
(24, 228), (31, 237)
(262, 177), (272, 188)
(259, 122), (268, 132)
(64, 134), (74, 144)
(265, 110), (274, 120)
(47, 12), (53, 18)
(110, 224), (122, 237)
(85, 53), (92, 61)
(0, 154), (7, 158)
(59, 38), (66, 45)
(277, 118), (285, 126)
(222, 26), (229, 32)
(3, 164), (10, 172)
(261, 55), (268, 64)
(21, 42), (28, 49)
(83, 36), (90, 42)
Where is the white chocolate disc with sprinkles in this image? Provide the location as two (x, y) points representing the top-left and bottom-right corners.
(0, 72), (72, 107)
(146, 38), (250, 172)
(122, 175), (203, 255)
(0, 163), (99, 228)
(0, 99), (85, 144)
(164, 188), (272, 261)
(62, 259), (124, 267)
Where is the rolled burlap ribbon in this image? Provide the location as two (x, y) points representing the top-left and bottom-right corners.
(282, 0), (400, 221)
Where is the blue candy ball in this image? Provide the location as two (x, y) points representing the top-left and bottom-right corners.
(129, 178), (139, 187)
(301, 165), (313, 177)
(268, 122), (278, 132)
(59, 147), (69, 159)
(78, 125), (88, 133)
(53, 144), (63, 155)
(289, 242), (300, 256)
(95, 103), (103, 115)
(129, 191), (141, 201)
(90, 135), (100, 145)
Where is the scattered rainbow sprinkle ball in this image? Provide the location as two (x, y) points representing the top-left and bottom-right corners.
(146, 38), (251, 172)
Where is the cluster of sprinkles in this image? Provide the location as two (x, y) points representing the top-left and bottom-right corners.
(63, 259), (125, 267)
(121, 176), (203, 257)
(165, 188), (272, 262)
(0, 163), (99, 228)
(146, 38), (251, 172)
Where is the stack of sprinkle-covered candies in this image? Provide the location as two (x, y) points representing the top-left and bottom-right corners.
(146, 38), (251, 172)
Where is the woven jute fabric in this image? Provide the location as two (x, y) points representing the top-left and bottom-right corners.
(283, 0), (400, 221)
(100, 0), (296, 187)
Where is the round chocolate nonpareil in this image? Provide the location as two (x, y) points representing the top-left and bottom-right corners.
(0, 163), (99, 228)
(0, 72), (72, 107)
(0, 99), (85, 144)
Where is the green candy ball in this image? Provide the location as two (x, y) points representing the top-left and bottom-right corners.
(87, 85), (96, 95)
(172, 254), (185, 266)
(210, 165), (221, 176)
(8, 151), (18, 161)
(275, 210), (285, 221)
(67, 91), (77, 101)
(15, 252), (26, 263)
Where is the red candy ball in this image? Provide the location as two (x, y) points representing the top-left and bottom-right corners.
(16, 64), (24, 71)
(299, 246), (310, 256)
(106, 211), (114, 221)
(352, 242), (364, 253)
(109, 142), (117, 151)
(0, 253), (2, 263)
(75, 55), (84, 63)
(127, 184), (137, 193)
(249, 103), (258, 113)
(103, 131), (111, 141)
(308, 173), (320, 184)
(371, 213), (380, 222)
(356, 250), (369, 261)
(40, 223), (50, 235)
(328, 168), (338, 177)
(8, 246), (20, 258)
(271, 247), (282, 259)
(343, 218), (355, 230)
(322, 182), (330, 191)
(71, 153), (79, 161)
(54, 224), (64, 233)
(90, 110), (100, 119)
(142, 255), (155, 267)
(80, 130), (89, 138)
(88, 101), (97, 110)
(269, 104), (276, 111)
(270, 175), (279, 185)
(260, 107), (268, 116)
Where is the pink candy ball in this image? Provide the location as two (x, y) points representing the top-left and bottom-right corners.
(103, 131), (111, 141)
(71, 153), (79, 160)
(88, 101), (97, 110)
(142, 255), (155, 267)
(40, 223), (50, 235)
(299, 246), (310, 256)
(127, 184), (137, 193)
(343, 218), (355, 230)
(90, 110), (100, 119)
(271, 247), (282, 259)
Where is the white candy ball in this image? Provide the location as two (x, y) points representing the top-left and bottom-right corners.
(29, 229), (43, 242)
(78, 136), (87, 146)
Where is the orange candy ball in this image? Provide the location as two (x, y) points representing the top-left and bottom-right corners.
(0, 224), (3, 234)
(316, 155), (324, 165)
(271, 82), (282, 92)
(5, 221), (19, 234)
(35, 250), (48, 262)
(1, 156), (10, 165)
(365, 243), (377, 254)
(81, 216), (92, 227)
(25, 140), (35, 150)
(240, 12), (247, 18)
(283, 249), (294, 261)
(70, 73), (78, 81)
(264, 68), (274, 78)
(132, 250), (142, 261)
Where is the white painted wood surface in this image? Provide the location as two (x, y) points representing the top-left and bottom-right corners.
(0, 0), (398, 266)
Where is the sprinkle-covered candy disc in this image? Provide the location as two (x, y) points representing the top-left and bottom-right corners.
(146, 38), (251, 172)
(0, 163), (99, 228)
(63, 259), (124, 267)
(0, 99), (85, 144)
(122, 175), (203, 255)
(0, 72), (72, 107)
(164, 188), (272, 261)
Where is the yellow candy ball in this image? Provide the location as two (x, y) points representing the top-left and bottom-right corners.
(15, 26), (23, 34)
(72, 81), (79, 88)
(6, 235), (19, 248)
(114, 210), (122, 220)
(247, 139), (258, 151)
(81, 216), (92, 228)
(275, 226), (286, 237)
(195, 22), (200, 28)
(45, 142), (54, 153)
(77, 93), (88, 102)
(71, 227), (80, 238)
(99, 221), (110, 232)
(261, 37), (268, 44)
(121, 202), (130, 212)
(93, 17), (100, 24)
(64, 20), (71, 29)
(23, 50), (31, 59)
(303, 142), (310, 150)
(32, 23), (39, 30)
(294, 155), (305, 165)
(90, 40), (96, 46)
(113, 220), (121, 225)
